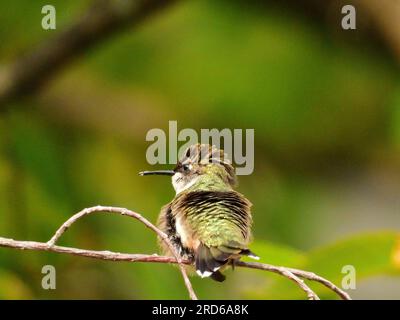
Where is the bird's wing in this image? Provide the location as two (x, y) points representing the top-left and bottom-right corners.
(156, 203), (173, 256)
(171, 190), (257, 279)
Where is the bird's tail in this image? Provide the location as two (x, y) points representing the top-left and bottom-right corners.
(195, 242), (259, 282)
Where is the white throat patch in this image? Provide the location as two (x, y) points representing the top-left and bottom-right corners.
(172, 173), (199, 194)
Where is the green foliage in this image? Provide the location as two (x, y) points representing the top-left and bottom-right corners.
(0, 0), (399, 299)
(243, 232), (400, 299)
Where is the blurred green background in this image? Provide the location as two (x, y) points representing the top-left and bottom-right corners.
(0, 0), (399, 299)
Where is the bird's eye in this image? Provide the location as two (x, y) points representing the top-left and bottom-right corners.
(182, 164), (190, 172)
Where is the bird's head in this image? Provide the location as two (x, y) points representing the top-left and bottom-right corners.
(140, 144), (236, 194)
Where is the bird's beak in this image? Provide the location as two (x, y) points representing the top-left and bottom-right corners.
(139, 170), (175, 176)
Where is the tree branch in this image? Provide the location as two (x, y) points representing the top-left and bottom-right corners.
(235, 261), (351, 300)
(46, 205), (197, 300)
(0, 205), (351, 300)
(0, 0), (178, 108)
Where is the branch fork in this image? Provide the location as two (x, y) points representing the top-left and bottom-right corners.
(0, 205), (351, 300)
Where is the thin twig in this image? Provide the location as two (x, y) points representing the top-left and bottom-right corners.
(235, 261), (351, 300)
(46, 205), (197, 300)
(0, 237), (346, 300)
(0, 205), (352, 300)
(0, 237), (175, 263)
(254, 264), (320, 300)
(286, 266), (351, 300)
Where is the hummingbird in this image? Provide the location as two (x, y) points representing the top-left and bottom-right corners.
(139, 144), (258, 282)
